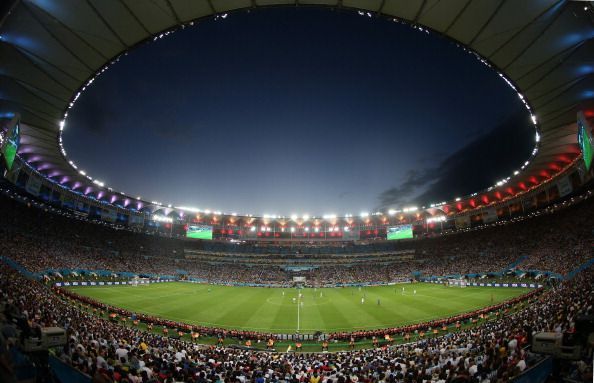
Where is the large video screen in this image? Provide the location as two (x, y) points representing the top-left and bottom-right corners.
(387, 224), (413, 240)
(577, 112), (593, 171)
(186, 224), (213, 240)
(2, 116), (20, 171)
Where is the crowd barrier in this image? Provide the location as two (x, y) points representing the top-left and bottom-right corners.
(49, 355), (92, 383)
(424, 280), (543, 288)
(54, 279), (174, 287)
(511, 356), (552, 383)
(55, 279), (540, 289)
(180, 279), (413, 288)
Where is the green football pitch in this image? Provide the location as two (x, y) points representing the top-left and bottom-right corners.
(68, 282), (530, 333)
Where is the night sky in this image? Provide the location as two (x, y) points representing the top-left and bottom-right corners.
(63, 8), (534, 216)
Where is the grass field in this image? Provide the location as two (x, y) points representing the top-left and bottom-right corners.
(68, 282), (530, 333)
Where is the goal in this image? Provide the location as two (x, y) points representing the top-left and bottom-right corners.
(131, 277), (150, 287)
(446, 278), (467, 288)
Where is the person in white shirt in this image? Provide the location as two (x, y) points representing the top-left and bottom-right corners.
(115, 345), (129, 362)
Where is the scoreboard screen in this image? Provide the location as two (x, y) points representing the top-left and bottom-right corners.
(2, 114), (20, 171)
(186, 225), (213, 240)
(577, 112), (593, 171)
(387, 224), (413, 240)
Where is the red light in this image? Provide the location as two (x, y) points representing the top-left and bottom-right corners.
(257, 232), (262, 236)
(518, 182), (527, 190)
(481, 195), (489, 204)
(456, 203), (463, 211)
(469, 199), (476, 208)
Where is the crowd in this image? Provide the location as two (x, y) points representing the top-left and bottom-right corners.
(0, 187), (592, 381)
(0, 189), (592, 285)
(1, 262), (592, 382)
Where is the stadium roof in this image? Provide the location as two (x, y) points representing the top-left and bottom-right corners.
(0, 0), (593, 215)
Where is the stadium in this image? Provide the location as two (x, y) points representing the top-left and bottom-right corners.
(0, 1), (593, 382)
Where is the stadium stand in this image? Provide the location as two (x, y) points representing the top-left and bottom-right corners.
(1, 191), (591, 284)
(0, 263), (591, 382)
(0, 187), (592, 382)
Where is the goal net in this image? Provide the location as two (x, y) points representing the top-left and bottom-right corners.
(131, 277), (150, 287)
(446, 278), (467, 288)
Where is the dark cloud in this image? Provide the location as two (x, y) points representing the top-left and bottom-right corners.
(338, 191), (351, 199)
(376, 110), (534, 209)
(377, 168), (439, 208)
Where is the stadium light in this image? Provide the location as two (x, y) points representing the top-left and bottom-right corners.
(176, 206), (201, 213)
(360, 212), (369, 217)
(302, 214), (310, 221)
(388, 209), (396, 215)
(290, 227), (295, 232)
(152, 214), (172, 223)
(250, 226), (256, 232)
(426, 216), (446, 223)
(290, 214), (298, 221)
